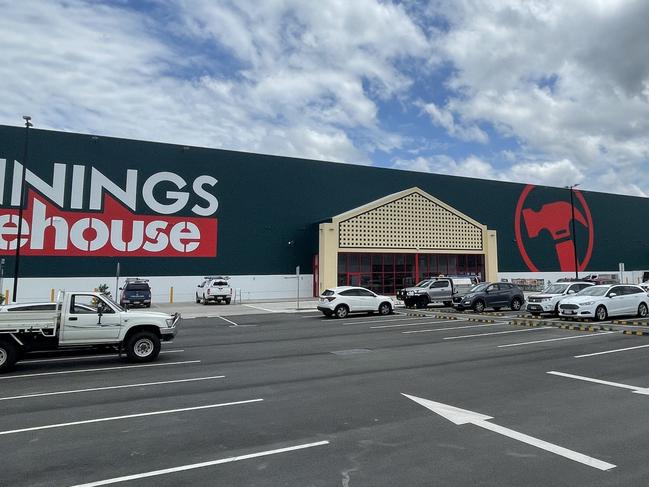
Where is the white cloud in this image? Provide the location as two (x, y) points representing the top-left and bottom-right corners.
(0, 0), (428, 163)
(421, 102), (488, 143)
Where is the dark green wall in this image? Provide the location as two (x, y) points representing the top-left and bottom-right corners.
(1, 125), (648, 277)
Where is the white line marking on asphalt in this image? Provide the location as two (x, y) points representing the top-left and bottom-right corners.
(371, 320), (459, 329)
(499, 332), (616, 348)
(217, 316), (239, 327)
(342, 317), (427, 325)
(443, 327), (552, 340)
(402, 323), (499, 334)
(575, 343), (649, 358)
(68, 440), (330, 487)
(548, 371), (649, 395)
(21, 350), (185, 364)
(0, 360), (201, 380)
(0, 375), (226, 401)
(244, 304), (277, 313)
(0, 399), (263, 436)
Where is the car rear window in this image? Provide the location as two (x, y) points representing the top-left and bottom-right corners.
(213, 281), (229, 286)
(322, 290), (335, 296)
(126, 283), (150, 291)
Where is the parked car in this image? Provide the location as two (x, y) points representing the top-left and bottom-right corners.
(119, 278), (151, 308)
(196, 276), (233, 305)
(558, 284), (649, 321)
(526, 281), (595, 316)
(397, 276), (479, 309)
(318, 286), (394, 318)
(453, 282), (525, 313)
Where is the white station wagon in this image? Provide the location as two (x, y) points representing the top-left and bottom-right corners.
(558, 284), (649, 321)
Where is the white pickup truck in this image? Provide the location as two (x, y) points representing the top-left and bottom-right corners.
(195, 276), (233, 305)
(0, 291), (181, 372)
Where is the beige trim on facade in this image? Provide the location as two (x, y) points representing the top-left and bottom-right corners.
(318, 187), (498, 293)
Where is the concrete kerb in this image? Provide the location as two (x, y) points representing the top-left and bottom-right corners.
(509, 317), (648, 336)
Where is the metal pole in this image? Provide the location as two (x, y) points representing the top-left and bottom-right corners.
(296, 265), (300, 310)
(12, 116), (32, 302)
(569, 185), (579, 279)
(115, 262), (120, 299)
(0, 258), (5, 303)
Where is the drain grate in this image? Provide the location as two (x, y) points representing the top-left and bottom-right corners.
(331, 349), (372, 356)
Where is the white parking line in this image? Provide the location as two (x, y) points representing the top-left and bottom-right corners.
(342, 317), (427, 325)
(371, 320), (458, 329)
(21, 350), (185, 364)
(498, 332), (616, 348)
(444, 327), (552, 340)
(68, 440), (330, 487)
(0, 399), (263, 436)
(547, 371), (644, 392)
(0, 360), (201, 380)
(0, 375), (226, 401)
(217, 316), (239, 327)
(402, 323), (499, 334)
(575, 343), (649, 358)
(244, 304), (277, 313)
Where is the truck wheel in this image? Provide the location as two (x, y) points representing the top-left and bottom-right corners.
(0, 340), (19, 373)
(225, 298), (231, 304)
(125, 331), (161, 362)
(416, 296), (429, 309)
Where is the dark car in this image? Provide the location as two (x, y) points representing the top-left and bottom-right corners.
(453, 282), (524, 313)
(120, 279), (151, 308)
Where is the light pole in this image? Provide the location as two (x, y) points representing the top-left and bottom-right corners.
(567, 184), (580, 280)
(12, 115), (33, 302)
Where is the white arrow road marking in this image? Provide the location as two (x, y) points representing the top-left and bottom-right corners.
(0, 399), (263, 436)
(402, 394), (616, 471)
(575, 343), (649, 358)
(443, 327), (552, 340)
(68, 440), (330, 487)
(548, 371), (649, 395)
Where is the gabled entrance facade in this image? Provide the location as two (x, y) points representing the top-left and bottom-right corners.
(317, 187), (498, 295)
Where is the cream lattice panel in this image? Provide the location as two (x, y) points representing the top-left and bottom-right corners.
(339, 193), (482, 250)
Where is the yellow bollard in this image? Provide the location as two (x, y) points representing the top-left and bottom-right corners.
(51, 289), (55, 302)
(169, 286), (174, 304)
(4, 289), (8, 304)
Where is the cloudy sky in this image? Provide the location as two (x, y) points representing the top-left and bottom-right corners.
(2, 0), (648, 196)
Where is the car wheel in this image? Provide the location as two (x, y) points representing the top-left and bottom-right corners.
(416, 296), (429, 309)
(595, 305), (608, 321)
(510, 298), (522, 311)
(125, 331), (161, 362)
(334, 305), (349, 319)
(0, 340), (19, 373)
(473, 300), (485, 313)
(378, 302), (392, 316)
(638, 302), (648, 318)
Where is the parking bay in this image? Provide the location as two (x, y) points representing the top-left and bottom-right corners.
(2, 311), (649, 486)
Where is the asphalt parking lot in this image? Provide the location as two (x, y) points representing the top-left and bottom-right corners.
(3, 307), (649, 486)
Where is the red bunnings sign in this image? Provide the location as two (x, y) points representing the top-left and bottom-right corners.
(0, 162), (219, 257)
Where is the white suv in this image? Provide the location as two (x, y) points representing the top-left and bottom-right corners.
(526, 281), (594, 316)
(318, 286), (394, 318)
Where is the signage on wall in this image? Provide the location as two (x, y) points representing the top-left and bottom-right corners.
(0, 161), (218, 257)
(514, 184), (594, 272)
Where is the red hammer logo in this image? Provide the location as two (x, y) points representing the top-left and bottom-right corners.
(522, 201), (588, 272)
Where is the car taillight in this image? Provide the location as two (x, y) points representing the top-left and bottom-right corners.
(230, 289), (233, 295)
(207, 289), (211, 295)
